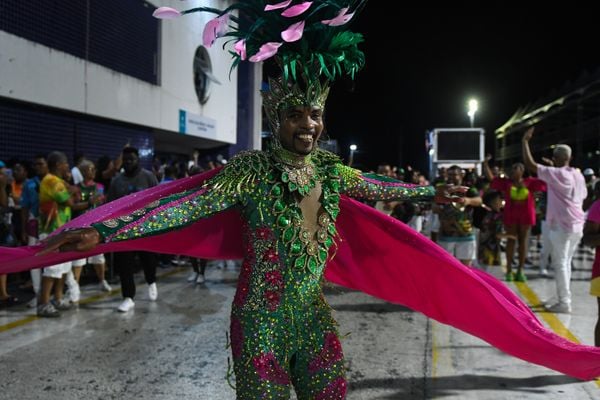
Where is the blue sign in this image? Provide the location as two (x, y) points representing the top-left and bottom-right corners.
(178, 109), (217, 139)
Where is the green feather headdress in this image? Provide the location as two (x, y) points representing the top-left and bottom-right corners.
(154, 0), (367, 131)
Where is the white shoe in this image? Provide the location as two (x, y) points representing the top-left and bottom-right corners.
(117, 297), (135, 312)
(67, 284), (81, 303)
(187, 272), (199, 283)
(100, 280), (112, 292)
(195, 274), (205, 284)
(539, 268), (549, 277)
(53, 298), (73, 311)
(545, 302), (572, 314)
(37, 302), (60, 318)
(27, 297), (37, 308)
(65, 270), (77, 288)
(543, 296), (558, 308)
(148, 283), (158, 301)
(171, 257), (188, 266)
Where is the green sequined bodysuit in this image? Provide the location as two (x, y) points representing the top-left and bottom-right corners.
(93, 147), (435, 400)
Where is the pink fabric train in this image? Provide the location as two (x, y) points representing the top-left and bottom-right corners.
(1, 168), (599, 380)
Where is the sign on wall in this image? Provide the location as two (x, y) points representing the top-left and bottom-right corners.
(179, 109), (217, 139)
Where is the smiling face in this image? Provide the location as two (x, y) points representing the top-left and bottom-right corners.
(277, 106), (324, 155)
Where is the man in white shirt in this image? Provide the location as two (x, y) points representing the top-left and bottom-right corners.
(522, 127), (586, 313)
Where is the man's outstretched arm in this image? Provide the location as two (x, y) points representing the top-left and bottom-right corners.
(338, 164), (468, 204)
(38, 163), (248, 254)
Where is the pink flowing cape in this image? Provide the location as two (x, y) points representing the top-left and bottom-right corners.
(1, 168), (599, 380)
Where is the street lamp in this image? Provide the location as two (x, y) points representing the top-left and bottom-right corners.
(349, 144), (357, 166)
(467, 98), (478, 128)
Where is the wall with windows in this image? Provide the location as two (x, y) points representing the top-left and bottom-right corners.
(0, 0), (243, 146)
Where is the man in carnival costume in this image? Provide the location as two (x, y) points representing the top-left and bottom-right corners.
(3, 1), (600, 399)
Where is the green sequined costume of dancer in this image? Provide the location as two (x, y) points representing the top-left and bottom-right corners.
(92, 146), (434, 399)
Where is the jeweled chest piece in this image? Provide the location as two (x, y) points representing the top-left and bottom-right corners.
(271, 147), (318, 197)
(282, 163), (315, 187)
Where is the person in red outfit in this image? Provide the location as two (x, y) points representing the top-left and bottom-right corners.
(483, 155), (546, 281)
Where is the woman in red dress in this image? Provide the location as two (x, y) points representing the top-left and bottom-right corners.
(484, 156), (546, 281)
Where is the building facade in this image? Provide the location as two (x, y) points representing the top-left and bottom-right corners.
(495, 71), (600, 173)
(0, 0), (262, 169)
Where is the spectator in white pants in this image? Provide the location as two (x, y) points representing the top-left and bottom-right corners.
(27, 236), (41, 307)
(539, 219), (552, 276)
(67, 159), (112, 301)
(36, 151), (90, 317)
(522, 127), (587, 313)
(70, 254), (112, 300)
(38, 250), (72, 317)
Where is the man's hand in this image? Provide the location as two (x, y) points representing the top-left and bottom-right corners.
(36, 227), (101, 255)
(434, 184), (469, 204)
(522, 127), (534, 142)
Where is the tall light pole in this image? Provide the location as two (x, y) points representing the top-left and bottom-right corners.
(467, 98), (478, 128)
(349, 144), (357, 167)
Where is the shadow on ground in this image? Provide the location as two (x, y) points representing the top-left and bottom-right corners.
(349, 374), (577, 399)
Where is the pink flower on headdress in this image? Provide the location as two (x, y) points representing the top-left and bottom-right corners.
(281, 21), (305, 42)
(234, 39), (247, 60)
(152, 7), (182, 19)
(264, 0), (292, 11)
(202, 14), (230, 47)
(281, 1), (313, 17)
(321, 7), (355, 26)
(249, 42), (282, 62)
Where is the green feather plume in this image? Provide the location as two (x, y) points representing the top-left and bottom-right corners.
(179, 0), (368, 86)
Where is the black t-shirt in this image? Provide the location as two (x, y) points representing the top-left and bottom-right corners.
(107, 169), (158, 201)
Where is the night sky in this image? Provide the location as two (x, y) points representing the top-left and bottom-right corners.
(324, 5), (600, 173)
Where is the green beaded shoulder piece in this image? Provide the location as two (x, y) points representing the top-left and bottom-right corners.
(337, 164), (362, 187)
(210, 150), (272, 195)
(311, 148), (342, 168)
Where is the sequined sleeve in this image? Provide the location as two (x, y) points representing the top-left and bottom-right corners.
(92, 169), (244, 243)
(338, 164), (435, 202)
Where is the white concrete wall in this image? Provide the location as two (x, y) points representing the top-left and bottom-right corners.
(0, 0), (241, 144)
(252, 65), (264, 150)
